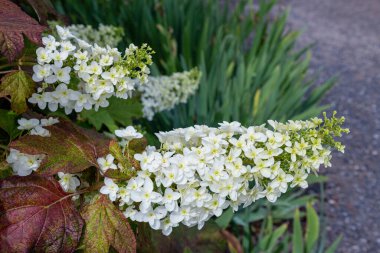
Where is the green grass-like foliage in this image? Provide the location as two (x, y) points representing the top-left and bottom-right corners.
(54, 0), (335, 130)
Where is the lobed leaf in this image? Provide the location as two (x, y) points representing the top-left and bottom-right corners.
(10, 119), (110, 175)
(0, 0), (45, 62)
(80, 97), (143, 132)
(0, 70), (36, 114)
(81, 194), (136, 253)
(104, 140), (141, 180)
(0, 175), (83, 252)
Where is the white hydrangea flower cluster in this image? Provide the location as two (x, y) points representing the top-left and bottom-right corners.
(99, 115), (347, 235)
(29, 25), (153, 114)
(6, 149), (45, 176)
(17, 117), (59, 137)
(64, 24), (124, 48)
(138, 68), (201, 120)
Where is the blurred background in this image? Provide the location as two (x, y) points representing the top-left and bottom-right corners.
(31, 0), (380, 252)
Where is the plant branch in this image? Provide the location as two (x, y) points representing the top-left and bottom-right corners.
(0, 61), (36, 70)
(0, 70), (13, 75)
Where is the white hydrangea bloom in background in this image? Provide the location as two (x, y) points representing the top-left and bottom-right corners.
(49, 22), (124, 48)
(29, 25), (153, 114)
(138, 68), (201, 120)
(99, 115), (348, 235)
(58, 172), (80, 192)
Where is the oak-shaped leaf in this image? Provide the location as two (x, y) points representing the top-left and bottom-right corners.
(104, 140), (142, 180)
(0, 70), (36, 114)
(0, 0), (45, 62)
(10, 119), (110, 175)
(81, 97), (143, 132)
(81, 194), (136, 253)
(0, 175), (84, 252)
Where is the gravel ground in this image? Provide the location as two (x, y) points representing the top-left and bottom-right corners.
(282, 0), (380, 252)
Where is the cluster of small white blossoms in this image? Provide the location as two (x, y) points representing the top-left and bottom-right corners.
(6, 150), (80, 191)
(17, 117), (59, 137)
(64, 24), (124, 48)
(29, 25), (153, 114)
(138, 69), (201, 120)
(6, 117), (60, 176)
(6, 149), (45, 176)
(99, 116), (347, 235)
(7, 153), (80, 193)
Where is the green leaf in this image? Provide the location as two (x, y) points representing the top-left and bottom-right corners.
(215, 207), (234, 229)
(81, 194), (136, 253)
(81, 97), (142, 132)
(0, 109), (20, 139)
(305, 202), (320, 252)
(103, 140), (139, 180)
(149, 221), (228, 253)
(80, 109), (118, 132)
(10, 119), (110, 175)
(293, 208), (304, 253)
(307, 174), (329, 184)
(265, 224), (288, 252)
(0, 70), (36, 114)
(325, 235), (342, 253)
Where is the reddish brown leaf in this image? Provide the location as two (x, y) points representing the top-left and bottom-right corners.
(81, 195), (136, 253)
(0, 175), (84, 252)
(25, 0), (64, 24)
(10, 119), (110, 175)
(0, 0), (45, 62)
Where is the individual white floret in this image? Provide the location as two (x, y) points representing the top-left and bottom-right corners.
(17, 118), (40, 130)
(97, 154), (117, 173)
(58, 172), (80, 192)
(40, 117), (59, 126)
(115, 126), (143, 141)
(100, 177), (119, 201)
(30, 125), (50, 137)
